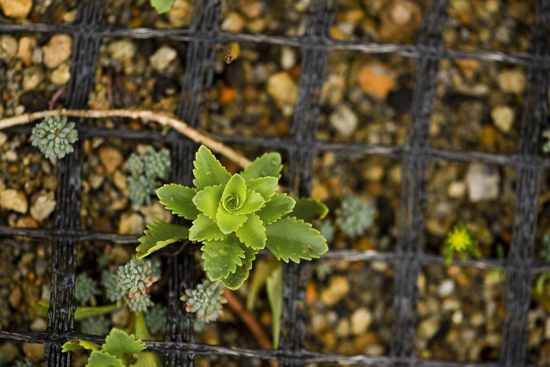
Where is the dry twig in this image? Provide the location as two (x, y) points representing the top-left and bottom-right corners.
(0, 109), (251, 169)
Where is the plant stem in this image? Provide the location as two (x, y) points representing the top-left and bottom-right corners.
(223, 288), (272, 350)
(0, 109), (251, 169)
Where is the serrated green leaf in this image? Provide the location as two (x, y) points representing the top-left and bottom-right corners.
(266, 263), (283, 349)
(157, 184), (199, 220)
(246, 260), (279, 312)
(137, 221), (189, 259)
(87, 350), (125, 367)
(235, 213), (266, 250)
(62, 339), (101, 353)
(265, 217), (328, 263)
(193, 146), (231, 190)
(189, 214), (227, 242)
(234, 189), (265, 215)
(192, 184), (223, 220)
(150, 0), (175, 14)
(216, 210), (246, 235)
(223, 241), (257, 290)
(287, 198), (328, 222)
(256, 194), (295, 224)
(245, 177), (278, 202)
(241, 152), (282, 181)
(102, 328), (145, 358)
(201, 235), (245, 281)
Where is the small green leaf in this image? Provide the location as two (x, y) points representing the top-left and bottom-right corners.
(246, 260), (280, 312)
(234, 189), (265, 215)
(216, 207), (248, 234)
(75, 304), (120, 321)
(193, 146), (231, 190)
(32, 301), (119, 321)
(62, 340), (101, 353)
(245, 177), (278, 202)
(265, 217), (328, 263)
(157, 184), (200, 220)
(256, 194), (295, 224)
(150, 0), (175, 14)
(137, 221), (189, 259)
(132, 313), (164, 367)
(193, 184), (223, 220)
(87, 350), (125, 367)
(189, 214), (228, 242)
(241, 152), (282, 181)
(202, 235), (245, 281)
(235, 213), (266, 250)
(287, 198), (328, 222)
(266, 263), (283, 349)
(103, 328), (146, 358)
(223, 241), (257, 290)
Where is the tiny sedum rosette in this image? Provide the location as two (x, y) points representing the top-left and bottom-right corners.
(137, 145), (329, 290)
(31, 115), (78, 161)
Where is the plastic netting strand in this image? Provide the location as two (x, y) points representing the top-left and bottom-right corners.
(1, 0), (550, 366)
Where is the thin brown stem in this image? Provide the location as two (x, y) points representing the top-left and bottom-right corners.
(0, 109), (251, 169)
(48, 86), (67, 110)
(223, 288), (272, 350)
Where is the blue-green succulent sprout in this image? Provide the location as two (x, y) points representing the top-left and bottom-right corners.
(126, 293), (153, 314)
(127, 175), (159, 206)
(126, 146), (172, 206)
(336, 195), (375, 237)
(81, 315), (112, 336)
(117, 258), (158, 299)
(138, 145), (329, 290)
(181, 279), (226, 323)
(75, 273), (101, 306)
(101, 269), (124, 303)
(31, 115), (78, 161)
(145, 304), (167, 335)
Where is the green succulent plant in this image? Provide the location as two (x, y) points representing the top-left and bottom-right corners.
(181, 279), (226, 323)
(117, 258), (158, 299)
(137, 145), (329, 290)
(144, 304), (167, 335)
(31, 115), (78, 161)
(62, 327), (146, 367)
(81, 315), (112, 336)
(126, 293), (153, 314)
(126, 146), (172, 206)
(127, 175), (160, 206)
(75, 273), (101, 306)
(336, 195), (375, 237)
(101, 268), (124, 303)
(14, 358), (35, 367)
(442, 224), (482, 266)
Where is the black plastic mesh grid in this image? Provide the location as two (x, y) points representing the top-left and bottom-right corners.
(2, 0), (550, 366)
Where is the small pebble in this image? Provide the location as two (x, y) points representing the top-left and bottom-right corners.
(42, 34), (73, 69)
(98, 146), (123, 174)
(118, 212), (144, 235)
(108, 40), (136, 63)
(0, 189), (28, 213)
(351, 308), (373, 335)
(30, 191), (56, 222)
(0, 35), (18, 61)
(267, 72), (299, 107)
(498, 69), (526, 95)
(149, 46), (178, 73)
(329, 104), (358, 138)
(320, 275), (350, 307)
(491, 105), (515, 133)
(0, 0), (32, 18)
(50, 63), (71, 85)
